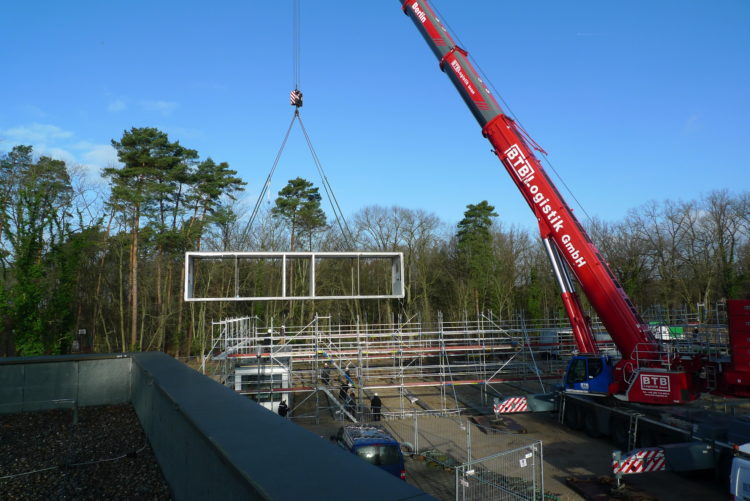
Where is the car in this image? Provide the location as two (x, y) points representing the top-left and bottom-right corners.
(332, 425), (406, 480)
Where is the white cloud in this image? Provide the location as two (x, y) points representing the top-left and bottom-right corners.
(72, 143), (120, 180)
(82, 144), (119, 167)
(34, 145), (77, 165)
(140, 100), (178, 115)
(1, 123), (74, 143)
(108, 98), (127, 112)
(0, 123), (118, 182)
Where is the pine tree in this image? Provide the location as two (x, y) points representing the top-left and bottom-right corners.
(271, 177), (327, 251)
(456, 200), (498, 313)
(105, 127), (197, 350)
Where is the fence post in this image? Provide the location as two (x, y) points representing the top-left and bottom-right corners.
(538, 441), (545, 501)
(454, 464), (462, 501)
(414, 413), (419, 455)
(531, 443), (537, 500)
(613, 450), (623, 489)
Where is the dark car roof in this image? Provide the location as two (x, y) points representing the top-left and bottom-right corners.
(343, 425), (398, 446)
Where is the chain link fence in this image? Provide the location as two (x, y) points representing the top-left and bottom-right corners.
(360, 413), (544, 501)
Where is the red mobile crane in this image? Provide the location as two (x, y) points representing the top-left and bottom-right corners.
(398, 0), (715, 405)
(398, 2), (750, 487)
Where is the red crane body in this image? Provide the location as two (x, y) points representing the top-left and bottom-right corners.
(399, 0), (706, 404)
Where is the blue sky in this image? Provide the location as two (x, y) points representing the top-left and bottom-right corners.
(1, 1), (748, 232)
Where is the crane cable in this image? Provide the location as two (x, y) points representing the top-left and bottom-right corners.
(243, 0), (355, 247)
(242, 112), (297, 243)
(293, 0), (301, 91)
(297, 113), (356, 246)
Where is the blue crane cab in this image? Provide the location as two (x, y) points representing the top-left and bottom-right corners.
(563, 354), (614, 395)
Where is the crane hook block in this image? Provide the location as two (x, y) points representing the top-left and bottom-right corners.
(290, 89), (303, 108)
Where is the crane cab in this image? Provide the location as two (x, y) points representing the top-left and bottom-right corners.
(564, 354), (614, 395)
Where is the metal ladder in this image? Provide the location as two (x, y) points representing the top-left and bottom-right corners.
(627, 412), (643, 451)
(705, 365), (718, 391)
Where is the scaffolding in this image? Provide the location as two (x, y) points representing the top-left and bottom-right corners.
(201, 306), (731, 422)
(202, 312), (583, 421)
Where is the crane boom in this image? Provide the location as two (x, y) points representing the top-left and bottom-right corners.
(398, 0), (656, 360)
(397, 0), (714, 404)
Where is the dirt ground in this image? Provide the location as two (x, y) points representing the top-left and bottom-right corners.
(293, 383), (727, 501)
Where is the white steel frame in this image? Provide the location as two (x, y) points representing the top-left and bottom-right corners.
(184, 251), (404, 302)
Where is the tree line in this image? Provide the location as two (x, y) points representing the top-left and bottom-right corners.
(1, 128), (748, 356)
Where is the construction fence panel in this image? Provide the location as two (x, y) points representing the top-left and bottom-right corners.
(365, 413), (472, 468)
(360, 414), (544, 500)
(455, 441), (544, 501)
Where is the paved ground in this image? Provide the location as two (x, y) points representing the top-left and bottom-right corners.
(293, 382), (727, 501)
(505, 411), (723, 501)
(456, 384), (726, 501)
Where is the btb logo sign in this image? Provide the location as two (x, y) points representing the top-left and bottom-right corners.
(640, 374), (670, 393)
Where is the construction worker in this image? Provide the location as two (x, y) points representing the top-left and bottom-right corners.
(321, 363), (331, 386)
(371, 393), (382, 421)
(278, 400), (289, 418)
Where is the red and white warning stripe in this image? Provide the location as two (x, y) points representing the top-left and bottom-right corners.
(612, 448), (666, 474)
(290, 89), (303, 107)
(493, 397), (528, 414)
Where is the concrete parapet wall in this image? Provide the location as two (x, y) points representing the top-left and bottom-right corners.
(0, 352), (434, 501)
(0, 354), (131, 414)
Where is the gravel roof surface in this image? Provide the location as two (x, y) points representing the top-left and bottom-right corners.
(0, 404), (171, 500)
